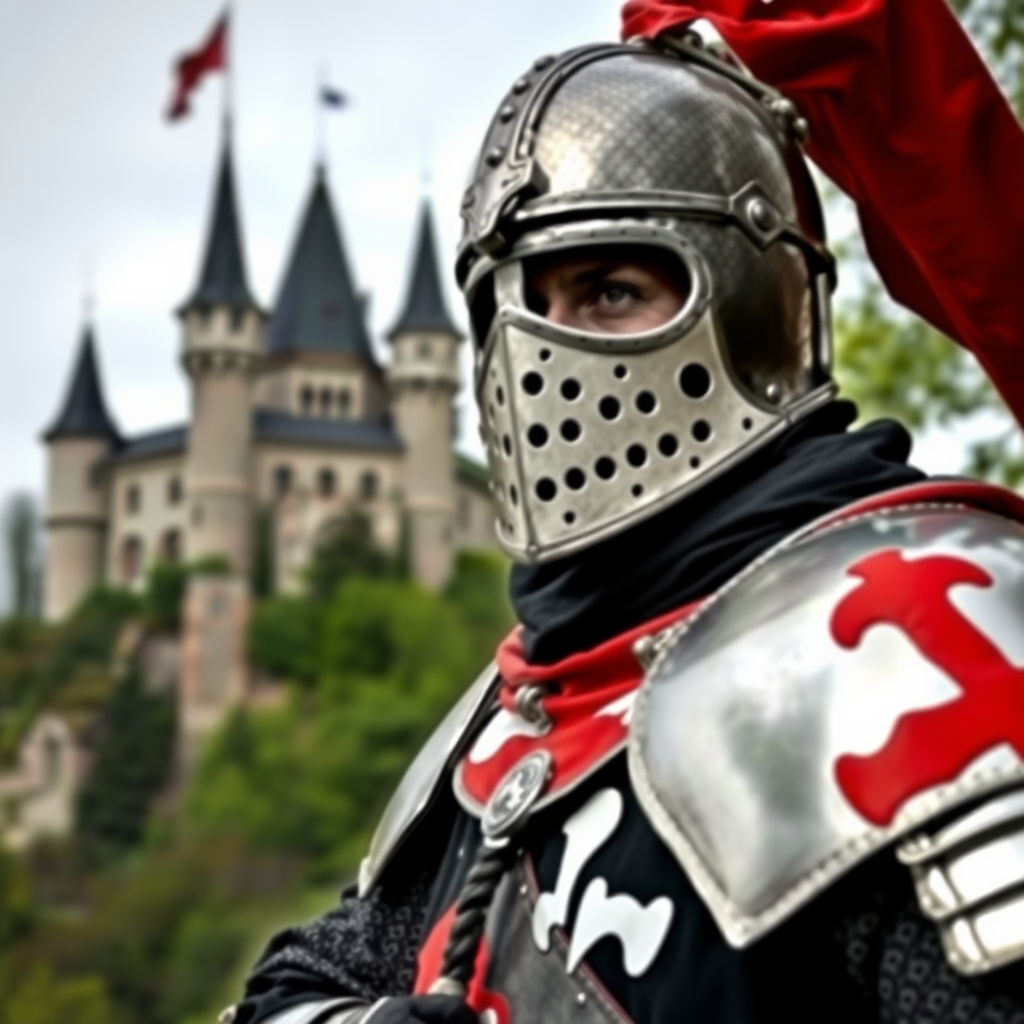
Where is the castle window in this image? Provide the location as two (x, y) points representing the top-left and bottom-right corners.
(121, 535), (143, 585)
(359, 470), (379, 501)
(273, 465), (293, 498)
(125, 483), (141, 514)
(167, 476), (182, 506)
(162, 528), (181, 563)
(418, 339), (432, 359)
(318, 468), (337, 498)
(319, 387), (333, 416)
(300, 385), (315, 415)
(337, 388), (352, 418)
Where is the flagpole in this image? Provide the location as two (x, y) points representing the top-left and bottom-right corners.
(316, 64), (327, 170)
(223, 0), (235, 141)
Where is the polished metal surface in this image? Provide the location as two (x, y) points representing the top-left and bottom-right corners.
(261, 999), (368, 1024)
(358, 663), (501, 896)
(898, 786), (1024, 974)
(628, 503), (1024, 948)
(482, 750), (553, 839)
(458, 40), (836, 563)
(481, 292), (830, 560)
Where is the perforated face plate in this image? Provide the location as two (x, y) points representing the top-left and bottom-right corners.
(480, 307), (782, 561)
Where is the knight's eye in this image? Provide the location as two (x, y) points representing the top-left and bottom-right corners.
(593, 281), (639, 309)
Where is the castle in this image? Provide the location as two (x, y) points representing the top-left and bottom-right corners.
(41, 138), (496, 625)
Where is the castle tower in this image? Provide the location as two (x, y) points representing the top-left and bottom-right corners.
(261, 163), (387, 419)
(178, 135), (262, 753)
(42, 321), (120, 621)
(387, 202), (463, 589)
(179, 135), (263, 574)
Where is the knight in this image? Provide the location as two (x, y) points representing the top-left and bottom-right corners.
(229, 3), (1024, 1022)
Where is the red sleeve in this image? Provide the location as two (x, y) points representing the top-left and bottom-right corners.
(620, 0), (1024, 427)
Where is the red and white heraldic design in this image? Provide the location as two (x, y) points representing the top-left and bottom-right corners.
(455, 604), (699, 812)
(821, 484), (1024, 823)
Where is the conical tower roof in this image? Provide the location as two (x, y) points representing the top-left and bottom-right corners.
(181, 137), (259, 314)
(388, 201), (461, 340)
(266, 166), (375, 361)
(44, 323), (120, 443)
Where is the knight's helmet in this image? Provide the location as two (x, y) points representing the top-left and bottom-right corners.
(457, 35), (837, 563)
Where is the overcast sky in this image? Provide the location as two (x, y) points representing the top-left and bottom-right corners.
(0, 0), (626, 515)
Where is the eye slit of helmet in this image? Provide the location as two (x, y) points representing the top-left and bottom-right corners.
(522, 242), (691, 335)
(525, 286), (549, 317)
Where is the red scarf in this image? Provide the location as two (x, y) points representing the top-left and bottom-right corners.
(455, 602), (700, 811)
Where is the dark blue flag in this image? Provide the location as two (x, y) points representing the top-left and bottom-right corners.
(321, 86), (347, 109)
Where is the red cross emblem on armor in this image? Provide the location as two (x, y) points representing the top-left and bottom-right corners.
(830, 548), (1024, 826)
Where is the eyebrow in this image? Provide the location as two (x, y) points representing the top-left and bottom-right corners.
(569, 263), (628, 287)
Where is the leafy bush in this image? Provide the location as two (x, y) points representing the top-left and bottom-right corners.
(144, 561), (190, 630)
(75, 671), (176, 865)
(247, 596), (320, 685)
(305, 511), (397, 602)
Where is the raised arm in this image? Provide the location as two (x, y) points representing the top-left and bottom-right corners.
(621, 0), (1024, 428)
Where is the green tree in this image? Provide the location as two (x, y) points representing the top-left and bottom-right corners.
(305, 511), (396, 602)
(75, 670), (176, 864)
(0, 846), (34, 947)
(3, 493), (41, 621)
(0, 966), (120, 1024)
(445, 550), (515, 666)
(144, 560), (189, 630)
(247, 595), (320, 685)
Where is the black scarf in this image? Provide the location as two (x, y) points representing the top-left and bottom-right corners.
(510, 401), (926, 665)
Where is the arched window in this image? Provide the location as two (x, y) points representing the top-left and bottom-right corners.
(125, 482), (141, 514)
(318, 468), (337, 498)
(273, 465), (293, 498)
(337, 388), (352, 418)
(167, 476), (182, 506)
(162, 528), (181, 563)
(121, 535), (143, 584)
(300, 385), (315, 415)
(319, 387), (333, 416)
(418, 339), (432, 359)
(359, 470), (379, 501)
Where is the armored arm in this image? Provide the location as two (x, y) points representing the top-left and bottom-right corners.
(234, 869), (433, 1024)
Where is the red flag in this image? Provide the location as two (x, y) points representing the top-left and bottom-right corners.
(166, 13), (228, 121)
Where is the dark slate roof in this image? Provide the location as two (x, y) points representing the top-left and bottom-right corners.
(44, 325), (121, 443)
(105, 410), (403, 468)
(254, 409), (402, 451)
(266, 167), (376, 361)
(389, 201), (462, 340)
(107, 424), (187, 464)
(181, 139), (259, 314)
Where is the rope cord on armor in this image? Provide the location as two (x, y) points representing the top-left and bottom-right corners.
(435, 839), (518, 993)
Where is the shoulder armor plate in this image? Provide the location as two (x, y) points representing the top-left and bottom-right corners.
(629, 501), (1024, 948)
(358, 663), (501, 895)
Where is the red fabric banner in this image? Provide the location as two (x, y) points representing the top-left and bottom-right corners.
(166, 13), (228, 121)
(619, 0), (1024, 429)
